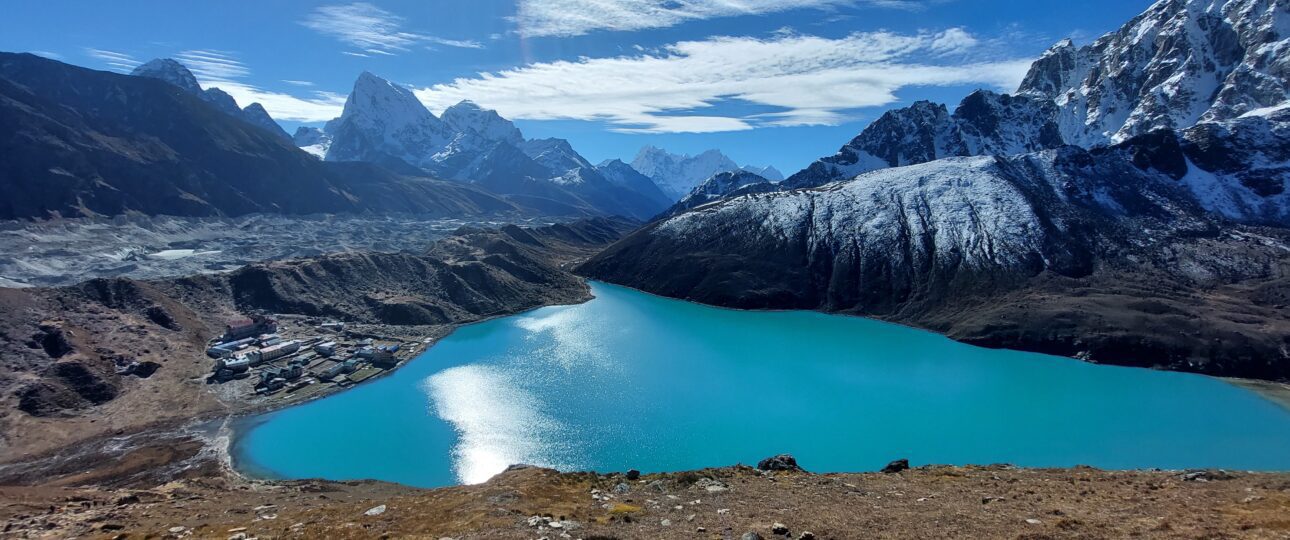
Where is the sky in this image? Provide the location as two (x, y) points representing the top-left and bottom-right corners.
(1, 0), (1155, 173)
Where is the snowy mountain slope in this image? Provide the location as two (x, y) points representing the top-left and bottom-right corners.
(596, 159), (672, 209)
(741, 165), (784, 181)
(519, 138), (595, 176)
(663, 170), (778, 218)
(129, 59), (292, 142)
(784, 91), (1065, 189)
(1175, 105), (1290, 222)
(1018, 0), (1290, 145)
(130, 59), (202, 94)
(293, 127), (331, 159)
(441, 100), (523, 146)
(779, 0), (1288, 216)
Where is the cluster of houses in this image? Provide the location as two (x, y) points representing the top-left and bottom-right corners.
(205, 315), (407, 396)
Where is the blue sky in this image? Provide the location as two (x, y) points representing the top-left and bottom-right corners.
(1, 0), (1153, 173)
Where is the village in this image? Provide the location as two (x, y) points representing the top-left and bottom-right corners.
(204, 314), (426, 403)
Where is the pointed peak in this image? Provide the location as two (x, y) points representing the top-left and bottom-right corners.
(449, 99), (482, 110)
(356, 70), (385, 82)
(343, 70), (431, 121)
(131, 58), (202, 94)
(636, 144), (668, 156)
(351, 71), (410, 96)
(243, 102), (269, 114)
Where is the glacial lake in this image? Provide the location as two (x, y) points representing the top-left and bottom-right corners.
(233, 282), (1290, 487)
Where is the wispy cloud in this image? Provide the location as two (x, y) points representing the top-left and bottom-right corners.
(414, 29), (1031, 134)
(425, 36), (484, 49)
(302, 3), (483, 55)
(513, 0), (921, 38)
(85, 48), (139, 72)
(208, 82), (348, 122)
(167, 49), (343, 122)
(31, 50), (64, 60)
(176, 50), (250, 80)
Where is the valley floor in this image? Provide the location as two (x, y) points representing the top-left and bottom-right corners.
(2, 461), (1289, 539)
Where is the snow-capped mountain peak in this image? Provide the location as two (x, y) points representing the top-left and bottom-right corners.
(341, 72), (443, 131)
(130, 59), (202, 94)
(518, 138), (593, 175)
(630, 146), (744, 200)
(441, 100), (524, 145)
(741, 165), (784, 181)
(325, 71), (456, 169)
(1017, 0), (1290, 146)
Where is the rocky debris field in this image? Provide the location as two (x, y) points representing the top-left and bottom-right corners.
(2, 459), (1288, 539)
(0, 218), (637, 462)
(0, 214), (557, 288)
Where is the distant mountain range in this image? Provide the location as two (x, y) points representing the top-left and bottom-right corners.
(0, 52), (520, 220)
(0, 49), (788, 223)
(295, 71), (671, 220)
(581, 0), (1290, 381)
(630, 145), (783, 200)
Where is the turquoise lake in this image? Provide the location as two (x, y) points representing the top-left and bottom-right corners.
(233, 282), (1290, 488)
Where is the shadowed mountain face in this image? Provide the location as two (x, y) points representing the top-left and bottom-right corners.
(0, 53), (518, 220)
(131, 58), (293, 143)
(580, 0), (1290, 381)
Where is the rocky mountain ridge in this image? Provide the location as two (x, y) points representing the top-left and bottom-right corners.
(783, 0), (1288, 219)
(130, 59), (293, 143)
(663, 169), (777, 218)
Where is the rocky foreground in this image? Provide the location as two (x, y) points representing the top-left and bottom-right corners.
(2, 457), (1289, 539)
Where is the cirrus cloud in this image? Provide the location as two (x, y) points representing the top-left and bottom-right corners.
(514, 0), (922, 38)
(302, 3), (483, 55)
(85, 48), (140, 72)
(174, 49), (346, 122)
(414, 29), (1032, 133)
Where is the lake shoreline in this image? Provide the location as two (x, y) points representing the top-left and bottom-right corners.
(234, 281), (1290, 488)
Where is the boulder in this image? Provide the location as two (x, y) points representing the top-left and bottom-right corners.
(757, 454), (803, 472)
(881, 459), (910, 473)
